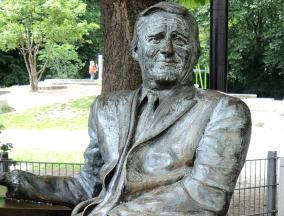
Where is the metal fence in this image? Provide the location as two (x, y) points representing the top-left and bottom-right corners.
(0, 152), (279, 215)
(0, 160), (83, 177)
(228, 151), (278, 216)
(194, 64), (209, 89)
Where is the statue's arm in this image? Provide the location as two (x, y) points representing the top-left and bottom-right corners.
(109, 96), (251, 215)
(182, 96), (251, 214)
(0, 100), (103, 207)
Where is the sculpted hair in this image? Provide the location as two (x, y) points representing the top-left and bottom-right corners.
(131, 2), (201, 85)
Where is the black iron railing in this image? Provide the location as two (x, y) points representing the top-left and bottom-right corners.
(0, 152), (279, 216)
(228, 152), (278, 216)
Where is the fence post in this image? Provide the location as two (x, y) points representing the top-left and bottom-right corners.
(279, 157), (284, 216)
(267, 151), (277, 216)
(0, 153), (9, 173)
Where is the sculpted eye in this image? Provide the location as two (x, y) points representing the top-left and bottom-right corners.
(148, 33), (164, 44)
(172, 33), (189, 46)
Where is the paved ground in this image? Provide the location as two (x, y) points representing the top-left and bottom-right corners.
(1, 81), (284, 160)
(243, 98), (284, 158)
(0, 80), (102, 111)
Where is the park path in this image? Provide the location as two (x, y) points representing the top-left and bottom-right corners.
(0, 80), (102, 111)
(1, 81), (284, 160)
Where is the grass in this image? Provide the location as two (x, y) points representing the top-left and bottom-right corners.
(10, 147), (85, 163)
(0, 96), (95, 162)
(0, 96), (96, 130)
(0, 186), (7, 198)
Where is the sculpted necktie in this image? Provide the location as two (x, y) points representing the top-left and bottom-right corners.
(135, 92), (159, 139)
(143, 92), (159, 122)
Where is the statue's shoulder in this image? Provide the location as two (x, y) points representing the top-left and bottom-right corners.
(196, 88), (250, 112)
(94, 89), (136, 109)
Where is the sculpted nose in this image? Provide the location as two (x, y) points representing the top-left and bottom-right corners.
(160, 39), (174, 57)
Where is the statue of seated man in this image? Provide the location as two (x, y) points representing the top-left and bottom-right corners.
(0, 2), (251, 215)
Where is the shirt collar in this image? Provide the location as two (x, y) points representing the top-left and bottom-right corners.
(139, 86), (172, 105)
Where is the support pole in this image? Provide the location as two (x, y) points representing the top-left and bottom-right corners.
(279, 157), (284, 216)
(0, 153), (9, 173)
(209, 0), (228, 92)
(267, 151), (277, 216)
(98, 55), (103, 81)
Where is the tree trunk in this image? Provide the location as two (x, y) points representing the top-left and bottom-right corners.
(29, 69), (39, 92)
(21, 46), (40, 92)
(27, 58), (39, 92)
(99, 0), (162, 95)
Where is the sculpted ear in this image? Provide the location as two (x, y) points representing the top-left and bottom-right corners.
(132, 46), (139, 61)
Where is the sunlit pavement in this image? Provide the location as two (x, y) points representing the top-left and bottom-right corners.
(243, 98), (284, 159)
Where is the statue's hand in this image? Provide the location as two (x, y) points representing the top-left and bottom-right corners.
(0, 170), (21, 198)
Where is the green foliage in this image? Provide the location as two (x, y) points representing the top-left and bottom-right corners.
(190, 0), (284, 98)
(0, 51), (28, 87)
(39, 44), (84, 79)
(0, 0), (96, 50)
(0, 96), (95, 130)
(0, 0), (98, 90)
(228, 0), (284, 98)
(192, 4), (210, 69)
(76, 0), (104, 78)
(176, 0), (209, 8)
(0, 143), (13, 153)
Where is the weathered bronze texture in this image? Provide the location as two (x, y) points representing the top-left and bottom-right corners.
(0, 2), (251, 216)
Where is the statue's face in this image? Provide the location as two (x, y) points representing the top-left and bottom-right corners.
(135, 11), (194, 89)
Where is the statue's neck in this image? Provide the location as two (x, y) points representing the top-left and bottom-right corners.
(142, 80), (176, 91)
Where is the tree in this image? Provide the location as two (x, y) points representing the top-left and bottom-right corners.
(39, 44), (84, 79)
(0, 0), (97, 91)
(228, 0), (284, 98)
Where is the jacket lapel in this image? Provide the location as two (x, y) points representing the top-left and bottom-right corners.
(117, 87), (141, 153)
(135, 85), (197, 146)
(98, 88), (140, 193)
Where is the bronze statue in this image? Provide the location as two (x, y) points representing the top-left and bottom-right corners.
(0, 2), (251, 215)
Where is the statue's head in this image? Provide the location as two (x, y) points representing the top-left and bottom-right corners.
(131, 2), (200, 90)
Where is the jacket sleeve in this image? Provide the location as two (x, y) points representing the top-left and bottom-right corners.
(182, 96), (251, 214)
(109, 96), (251, 216)
(2, 99), (104, 207)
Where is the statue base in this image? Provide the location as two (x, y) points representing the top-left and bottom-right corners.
(0, 198), (71, 216)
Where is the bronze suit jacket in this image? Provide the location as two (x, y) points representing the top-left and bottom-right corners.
(6, 85), (251, 216)
(77, 85), (251, 216)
